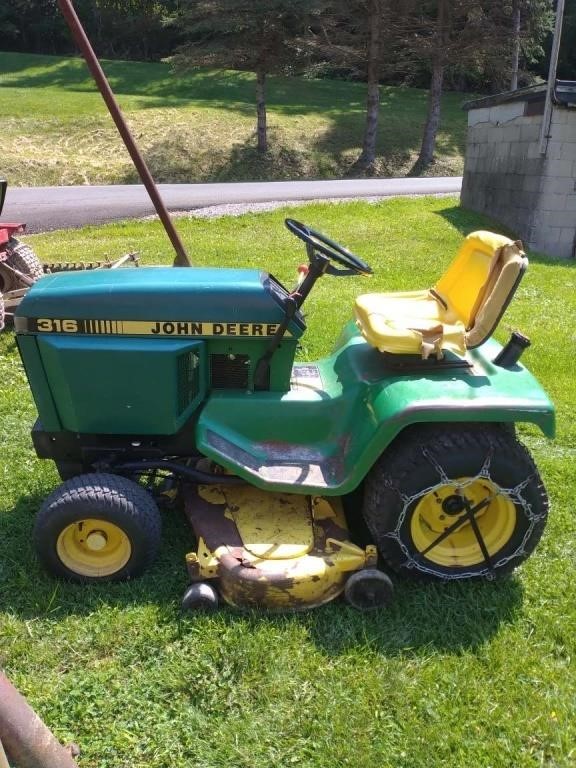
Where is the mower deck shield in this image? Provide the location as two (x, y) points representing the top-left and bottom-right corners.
(184, 484), (375, 610)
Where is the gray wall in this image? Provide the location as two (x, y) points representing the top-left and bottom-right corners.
(461, 101), (576, 259)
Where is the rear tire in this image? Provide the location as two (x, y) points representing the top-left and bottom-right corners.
(363, 424), (548, 581)
(33, 473), (162, 582)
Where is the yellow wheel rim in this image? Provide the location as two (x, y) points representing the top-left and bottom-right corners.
(410, 478), (516, 568)
(57, 519), (132, 577)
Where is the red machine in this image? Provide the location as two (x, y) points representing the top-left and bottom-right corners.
(0, 180), (44, 329)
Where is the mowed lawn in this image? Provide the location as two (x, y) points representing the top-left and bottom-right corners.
(0, 52), (468, 186)
(0, 197), (575, 767)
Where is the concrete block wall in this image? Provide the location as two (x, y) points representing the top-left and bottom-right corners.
(461, 101), (576, 259)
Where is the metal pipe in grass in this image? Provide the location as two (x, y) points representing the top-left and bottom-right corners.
(0, 672), (80, 768)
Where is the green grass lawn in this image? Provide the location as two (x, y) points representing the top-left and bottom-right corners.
(0, 52), (468, 186)
(1, 197), (575, 767)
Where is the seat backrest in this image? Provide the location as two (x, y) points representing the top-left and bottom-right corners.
(465, 240), (527, 348)
(434, 231), (517, 328)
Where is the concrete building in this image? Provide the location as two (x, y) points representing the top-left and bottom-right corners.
(461, 83), (576, 259)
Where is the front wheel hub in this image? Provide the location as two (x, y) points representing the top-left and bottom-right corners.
(56, 518), (132, 577)
(85, 530), (108, 551)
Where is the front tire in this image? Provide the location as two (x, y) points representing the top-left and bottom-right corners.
(33, 473), (162, 582)
(363, 424), (548, 581)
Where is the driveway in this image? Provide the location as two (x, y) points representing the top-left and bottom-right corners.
(4, 178), (462, 233)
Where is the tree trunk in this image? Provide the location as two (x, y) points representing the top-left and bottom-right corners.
(414, 58), (444, 173)
(411, 0), (447, 176)
(256, 69), (267, 154)
(510, 0), (521, 91)
(355, 0), (382, 174)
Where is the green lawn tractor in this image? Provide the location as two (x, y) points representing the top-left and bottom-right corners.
(14, 220), (554, 611)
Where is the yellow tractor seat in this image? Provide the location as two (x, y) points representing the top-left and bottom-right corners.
(354, 231), (527, 359)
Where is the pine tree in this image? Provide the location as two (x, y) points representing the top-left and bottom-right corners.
(406, 0), (511, 175)
(508, 0), (554, 90)
(169, 0), (313, 153)
(305, 0), (410, 174)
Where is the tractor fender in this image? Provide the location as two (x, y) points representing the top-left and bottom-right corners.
(197, 332), (554, 497)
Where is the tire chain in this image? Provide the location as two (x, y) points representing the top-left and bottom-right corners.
(382, 444), (544, 580)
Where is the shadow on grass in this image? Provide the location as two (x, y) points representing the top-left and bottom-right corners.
(0, 491), (194, 622)
(306, 577), (524, 656)
(438, 205), (576, 267)
(2, 489), (523, 656)
(3, 53), (467, 182)
(119, 133), (327, 184)
(2, 55), (364, 116)
(434, 205), (515, 241)
(176, 577), (523, 657)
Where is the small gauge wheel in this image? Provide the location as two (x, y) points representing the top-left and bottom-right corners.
(344, 569), (394, 610)
(181, 582), (219, 611)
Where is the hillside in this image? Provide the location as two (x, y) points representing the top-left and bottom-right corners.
(0, 52), (468, 186)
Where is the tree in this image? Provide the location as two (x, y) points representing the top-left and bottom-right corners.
(508, 0), (554, 90)
(169, 0), (313, 153)
(510, 0), (522, 89)
(405, 0), (512, 175)
(305, 0), (411, 174)
(534, 0), (575, 80)
(556, 0), (576, 78)
(1, 0), (182, 60)
(0, 0), (67, 53)
(85, 0), (181, 61)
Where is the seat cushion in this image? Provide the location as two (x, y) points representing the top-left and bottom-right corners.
(354, 292), (466, 358)
(353, 231), (525, 359)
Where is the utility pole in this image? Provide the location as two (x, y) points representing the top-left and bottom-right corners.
(510, 0), (521, 91)
(539, 0), (566, 155)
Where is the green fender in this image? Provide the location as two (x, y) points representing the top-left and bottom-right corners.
(196, 322), (554, 496)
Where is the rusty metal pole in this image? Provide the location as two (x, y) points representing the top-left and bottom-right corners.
(56, 0), (192, 267)
(0, 672), (80, 768)
(0, 738), (10, 768)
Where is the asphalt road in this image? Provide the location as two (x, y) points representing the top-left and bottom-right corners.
(3, 178), (462, 233)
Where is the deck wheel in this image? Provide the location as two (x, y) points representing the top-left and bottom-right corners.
(344, 569), (394, 610)
(181, 582), (219, 611)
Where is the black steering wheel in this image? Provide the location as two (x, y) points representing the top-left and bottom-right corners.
(285, 218), (373, 276)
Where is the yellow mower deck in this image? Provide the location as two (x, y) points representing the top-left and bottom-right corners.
(184, 484), (377, 610)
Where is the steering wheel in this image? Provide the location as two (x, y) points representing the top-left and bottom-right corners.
(285, 219), (373, 276)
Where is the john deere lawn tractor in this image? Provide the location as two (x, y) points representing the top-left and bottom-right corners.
(14, 221), (554, 610)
